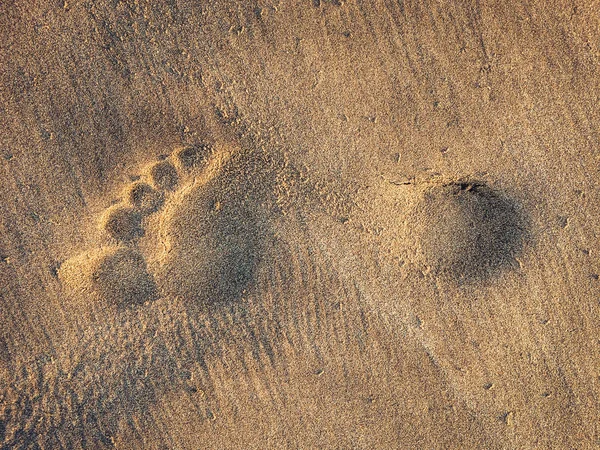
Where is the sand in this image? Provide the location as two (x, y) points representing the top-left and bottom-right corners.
(1, 0), (600, 448)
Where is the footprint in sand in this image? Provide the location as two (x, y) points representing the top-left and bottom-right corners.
(402, 180), (529, 283)
(59, 142), (271, 316)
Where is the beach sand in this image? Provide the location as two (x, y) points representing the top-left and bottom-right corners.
(1, 1), (600, 448)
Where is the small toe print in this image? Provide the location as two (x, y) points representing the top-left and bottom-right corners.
(150, 160), (179, 191)
(101, 204), (144, 241)
(126, 182), (164, 215)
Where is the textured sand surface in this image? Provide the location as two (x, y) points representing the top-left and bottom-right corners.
(1, 0), (600, 448)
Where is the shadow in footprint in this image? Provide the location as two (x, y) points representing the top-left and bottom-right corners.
(157, 153), (271, 306)
(411, 181), (530, 283)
